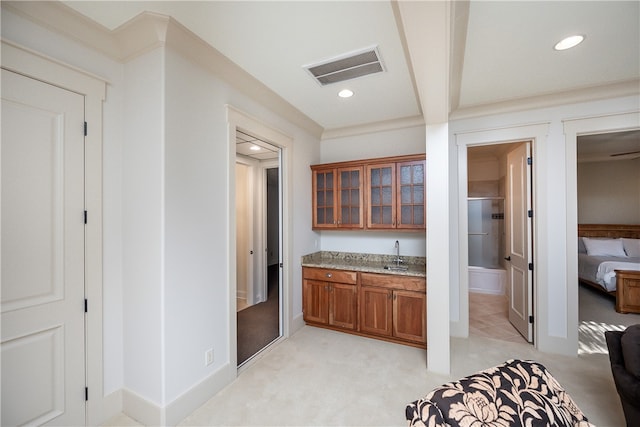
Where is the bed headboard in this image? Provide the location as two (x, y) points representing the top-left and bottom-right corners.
(578, 224), (640, 239)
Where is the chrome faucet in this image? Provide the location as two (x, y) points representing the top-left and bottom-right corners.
(394, 240), (403, 266)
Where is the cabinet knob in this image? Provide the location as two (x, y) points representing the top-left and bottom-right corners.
(326, 273), (332, 278)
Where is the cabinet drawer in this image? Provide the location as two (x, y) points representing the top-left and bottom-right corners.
(303, 267), (357, 284)
(361, 272), (425, 292)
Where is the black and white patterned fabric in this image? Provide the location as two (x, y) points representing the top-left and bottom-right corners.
(406, 359), (594, 427)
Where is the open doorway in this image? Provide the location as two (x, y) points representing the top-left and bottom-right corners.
(235, 129), (282, 366)
(467, 141), (533, 344)
(576, 129), (640, 354)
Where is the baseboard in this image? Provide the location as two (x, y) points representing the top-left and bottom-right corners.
(121, 363), (237, 426)
(122, 388), (164, 426)
(93, 389), (123, 426)
(290, 312), (305, 335)
(165, 362), (236, 426)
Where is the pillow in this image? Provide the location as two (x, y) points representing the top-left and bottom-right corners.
(578, 237), (587, 253)
(622, 238), (640, 257)
(582, 237), (627, 257)
(621, 324), (640, 379)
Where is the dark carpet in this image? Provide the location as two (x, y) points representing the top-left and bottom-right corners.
(237, 265), (280, 365)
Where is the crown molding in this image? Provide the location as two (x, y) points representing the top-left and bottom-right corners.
(112, 12), (170, 62)
(450, 79), (640, 121)
(321, 115), (425, 140)
(3, 1), (324, 139)
(3, 1), (122, 59)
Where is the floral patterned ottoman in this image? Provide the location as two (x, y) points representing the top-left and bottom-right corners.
(406, 359), (594, 427)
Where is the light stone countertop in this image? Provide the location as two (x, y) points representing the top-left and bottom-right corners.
(301, 251), (426, 278)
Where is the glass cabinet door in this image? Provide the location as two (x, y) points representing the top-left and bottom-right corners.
(313, 169), (336, 228)
(366, 163), (396, 228)
(397, 160), (425, 229)
(337, 166), (363, 228)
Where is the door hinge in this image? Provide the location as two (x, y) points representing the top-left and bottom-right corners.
(527, 157), (532, 166)
(527, 210), (533, 218)
(528, 262), (534, 271)
(279, 262), (283, 268)
(84, 122), (87, 136)
(84, 298), (88, 313)
(85, 387), (88, 401)
(529, 315), (534, 324)
(84, 210), (87, 224)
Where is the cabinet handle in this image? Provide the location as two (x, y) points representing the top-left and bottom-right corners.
(326, 273), (332, 278)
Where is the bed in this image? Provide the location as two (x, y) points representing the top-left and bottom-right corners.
(578, 224), (640, 314)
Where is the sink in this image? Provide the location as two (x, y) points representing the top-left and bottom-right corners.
(384, 265), (409, 271)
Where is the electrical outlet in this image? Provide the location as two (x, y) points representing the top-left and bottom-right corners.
(205, 349), (214, 366)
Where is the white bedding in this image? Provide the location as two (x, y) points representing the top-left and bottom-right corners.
(596, 260), (640, 291)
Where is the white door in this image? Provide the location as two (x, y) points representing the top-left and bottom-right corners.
(1, 70), (86, 426)
(236, 162), (254, 306)
(506, 142), (533, 342)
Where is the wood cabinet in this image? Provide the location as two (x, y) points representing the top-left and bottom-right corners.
(302, 266), (426, 347)
(396, 160), (426, 229)
(312, 166), (363, 229)
(366, 159), (425, 229)
(360, 272), (426, 344)
(302, 267), (358, 330)
(311, 154), (425, 231)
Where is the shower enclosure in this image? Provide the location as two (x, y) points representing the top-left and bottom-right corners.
(468, 197), (504, 268)
(468, 197), (506, 294)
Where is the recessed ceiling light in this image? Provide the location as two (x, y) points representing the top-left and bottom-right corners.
(554, 35), (584, 51)
(338, 89), (354, 98)
(250, 145), (261, 151)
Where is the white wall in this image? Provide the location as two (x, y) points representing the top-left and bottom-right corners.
(317, 125), (427, 257)
(320, 231), (426, 257)
(450, 95), (640, 356)
(320, 125), (425, 163)
(2, 6), (321, 423)
(121, 47), (167, 406)
(577, 159), (640, 224)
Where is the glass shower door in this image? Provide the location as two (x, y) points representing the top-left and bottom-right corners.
(468, 198), (503, 268)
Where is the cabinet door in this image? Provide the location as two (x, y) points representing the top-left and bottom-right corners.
(393, 290), (426, 343)
(303, 279), (329, 324)
(397, 160), (425, 229)
(337, 166), (364, 228)
(312, 168), (337, 228)
(366, 163), (396, 229)
(329, 283), (357, 330)
(360, 287), (393, 336)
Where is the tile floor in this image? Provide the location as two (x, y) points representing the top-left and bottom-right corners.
(468, 291), (527, 344)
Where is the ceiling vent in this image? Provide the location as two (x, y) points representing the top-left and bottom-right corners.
(304, 46), (385, 86)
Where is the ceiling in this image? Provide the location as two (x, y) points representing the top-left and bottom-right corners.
(63, 1), (639, 139)
(236, 130), (279, 161)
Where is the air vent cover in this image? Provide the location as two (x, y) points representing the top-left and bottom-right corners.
(304, 46), (385, 86)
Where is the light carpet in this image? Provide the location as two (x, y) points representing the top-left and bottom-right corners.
(104, 286), (638, 426)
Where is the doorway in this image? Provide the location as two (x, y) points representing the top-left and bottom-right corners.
(467, 141), (533, 344)
(576, 129), (640, 353)
(235, 129), (282, 366)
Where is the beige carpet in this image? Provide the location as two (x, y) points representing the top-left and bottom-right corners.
(104, 286), (637, 427)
